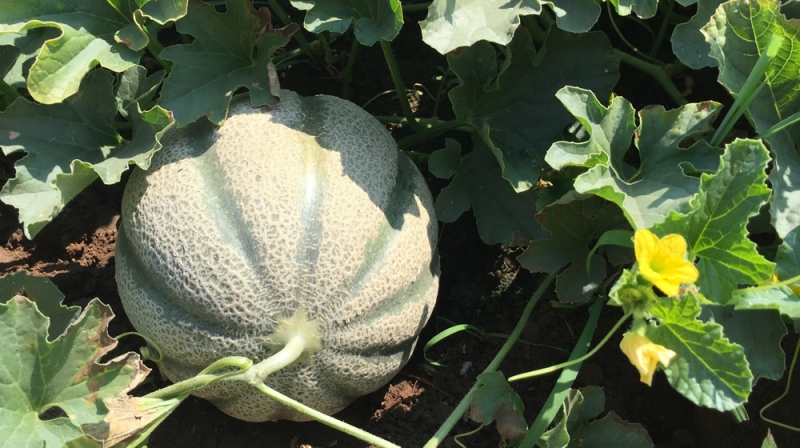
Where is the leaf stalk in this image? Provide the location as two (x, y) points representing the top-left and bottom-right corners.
(381, 39), (424, 132)
(422, 272), (557, 448)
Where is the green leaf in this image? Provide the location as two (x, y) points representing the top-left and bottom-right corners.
(427, 138), (462, 179)
(671, 0), (725, 69)
(432, 137), (545, 245)
(701, 306), (786, 382)
(776, 226), (800, 285)
(703, 0), (800, 238)
(115, 65), (165, 116)
(545, 0), (602, 34)
(0, 70), (174, 238)
(610, 0), (658, 19)
(546, 87), (722, 229)
(291, 0), (402, 46)
(0, 28), (60, 89)
(653, 140), (774, 304)
(0, 271), (78, 340)
(160, 0), (296, 127)
(470, 372), (527, 443)
(646, 293), (753, 411)
(0, 296), (150, 448)
(731, 287), (800, 330)
(447, 28), (619, 192)
(420, 0), (540, 54)
(539, 386), (652, 448)
(518, 192), (628, 303)
(762, 429), (778, 448)
(139, 0), (189, 24)
(0, 45), (18, 79)
(0, 0), (142, 104)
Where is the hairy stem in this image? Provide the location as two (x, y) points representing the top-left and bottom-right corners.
(381, 39), (423, 132)
(253, 383), (401, 448)
(615, 50), (687, 106)
(342, 36), (360, 100)
(508, 312), (631, 382)
(423, 272), (557, 448)
(396, 119), (474, 150)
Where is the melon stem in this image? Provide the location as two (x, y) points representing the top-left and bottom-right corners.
(251, 333), (307, 381)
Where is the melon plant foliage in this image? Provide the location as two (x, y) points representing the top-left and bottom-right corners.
(1, 0), (800, 446)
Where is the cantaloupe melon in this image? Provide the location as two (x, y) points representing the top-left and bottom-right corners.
(115, 90), (439, 422)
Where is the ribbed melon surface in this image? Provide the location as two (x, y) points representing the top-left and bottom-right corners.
(116, 90), (439, 422)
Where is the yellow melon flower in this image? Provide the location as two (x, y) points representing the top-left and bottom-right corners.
(634, 229), (699, 296)
(619, 332), (677, 386)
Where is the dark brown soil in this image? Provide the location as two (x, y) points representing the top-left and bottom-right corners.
(3, 8), (800, 448)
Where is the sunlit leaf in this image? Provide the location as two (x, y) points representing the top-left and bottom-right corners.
(0, 296), (150, 448)
(0, 70), (173, 238)
(420, 0), (600, 54)
(546, 87), (722, 230)
(0, 0), (142, 104)
(647, 293), (753, 411)
(652, 140), (774, 304)
(447, 28), (619, 192)
(0, 270), (78, 340)
(703, 0), (800, 238)
(291, 0), (402, 46)
(160, 0), (296, 126)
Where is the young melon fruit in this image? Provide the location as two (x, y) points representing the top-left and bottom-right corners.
(115, 90), (439, 422)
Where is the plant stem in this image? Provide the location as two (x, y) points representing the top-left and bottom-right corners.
(396, 119), (474, 150)
(267, 0), (323, 73)
(615, 50), (687, 106)
(381, 39), (424, 132)
(760, 337), (800, 431)
(734, 273), (800, 295)
(252, 333), (306, 379)
(519, 297), (605, 447)
(253, 383), (402, 448)
(650, 0), (675, 58)
(423, 272), (557, 448)
(711, 34), (783, 146)
(144, 356), (253, 400)
(507, 311), (631, 381)
(607, 1), (664, 67)
(342, 36), (360, 100)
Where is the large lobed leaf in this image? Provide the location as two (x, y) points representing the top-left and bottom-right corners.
(546, 87), (722, 230)
(703, 0), (800, 239)
(0, 0), (186, 104)
(646, 293), (753, 411)
(291, 0), (402, 46)
(0, 293), (150, 448)
(653, 140), (774, 304)
(429, 138), (545, 245)
(0, 69), (173, 238)
(419, 0), (601, 54)
(538, 386), (653, 448)
(159, 0), (297, 127)
(518, 192), (628, 303)
(447, 27), (619, 193)
(671, 0), (725, 69)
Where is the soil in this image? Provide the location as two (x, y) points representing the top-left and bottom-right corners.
(3, 6), (800, 448)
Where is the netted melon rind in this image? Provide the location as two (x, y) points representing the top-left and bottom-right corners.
(116, 90), (439, 422)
